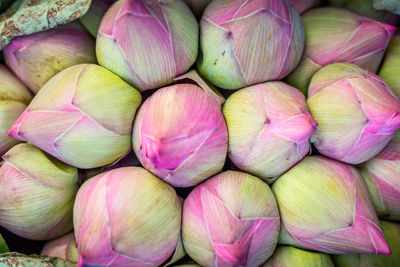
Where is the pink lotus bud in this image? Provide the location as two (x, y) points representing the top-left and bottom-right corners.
(0, 64), (32, 156)
(133, 71), (227, 187)
(80, 0), (115, 37)
(272, 156), (390, 254)
(290, 0), (323, 14)
(197, 0), (305, 90)
(3, 23), (96, 94)
(41, 233), (78, 263)
(333, 220), (400, 266)
(0, 143), (78, 240)
(286, 7), (396, 94)
(8, 64), (142, 169)
(96, 0), (199, 91)
(223, 81), (317, 183)
(182, 171), (280, 266)
(379, 32), (400, 98)
(183, 0), (212, 18)
(359, 131), (400, 221)
(307, 63), (400, 165)
(263, 246), (334, 266)
(74, 167), (183, 266)
(328, 0), (400, 24)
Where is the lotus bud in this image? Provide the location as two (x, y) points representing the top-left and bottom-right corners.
(290, 0), (323, 14)
(359, 131), (400, 221)
(286, 7), (396, 94)
(328, 0), (400, 24)
(223, 81), (317, 183)
(0, 143), (78, 240)
(333, 220), (400, 266)
(8, 64), (142, 169)
(133, 71), (227, 187)
(263, 246), (334, 267)
(3, 23), (96, 94)
(183, 0), (212, 18)
(197, 0), (304, 90)
(74, 167), (183, 266)
(96, 0), (198, 91)
(272, 156), (390, 254)
(41, 233), (78, 263)
(182, 171), (280, 266)
(80, 0), (115, 37)
(0, 65), (32, 156)
(379, 32), (400, 98)
(307, 63), (400, 165)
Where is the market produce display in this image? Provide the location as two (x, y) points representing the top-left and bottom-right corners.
(0, 0), (399, 266)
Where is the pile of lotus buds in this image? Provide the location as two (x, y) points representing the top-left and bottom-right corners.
(0, 0), (400, 266)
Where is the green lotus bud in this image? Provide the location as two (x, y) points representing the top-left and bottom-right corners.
(41, 233), (78, 263)
(359, 131), (400, 221)
(272, 156), (390, 254)
(8, 64), (142, 169)
(263, 246), (334, 267)
(379, 32), (400, 98)
(0, 143), (78, 240)
(0, 64), (32, 156)
(333, 220), (400, 266)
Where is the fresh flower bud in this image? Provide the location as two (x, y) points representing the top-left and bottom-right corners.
(133, 71), (227, 187)
(97, 0), (199, 91)
(333, 220), (400, 266)
(328, 0), (400, 24)
(198, 0), (305, 90)
(0, 143), (78, 240)
(41, 233), (78, 263)
(0, 65), (32, 156)
(74, 167), (183, 267)
(359, 131), (400, 221)
(290, 0), (323, 14)
(80, 0), (115, 37)
(8, 64), (142, 169)
(286, 7), (395, 94)
(223, 81), (317, 183)
(182, 171), (280, 267)
(263, 246), (334, 267)
(307, 63), (400, 165)
(379, 32), (400, 98)
(3, 23), (96, 94)
(272, 156), (390, 254)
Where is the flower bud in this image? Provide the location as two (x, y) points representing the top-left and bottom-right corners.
(359, 131), (400, 221)
(286, 7), (395, 94)
(263, 246), (334, 267)
(41, 233), (78, 263)
(290, 0), (323, 14)
(133, 71), (227, 187)
(198, 0), (304, 90)
(0, 65), (32, 156)
(74, 167), (183, 267)
(307, 63), (400, 165)
(0, 143), (78, 240)
(3, 23), (96, 94)
(182, 171), (280, 267)
(223, 81), (317, 183)
(183, 0), (212, 18)
(80, 0), (115, 37)
(272, 156), (390, 254)
(333, 220), (400, 266)
(327, 0), (400, 24)
(97, 0), (198, 91)
(379, 32), (400, 98)
(8, 64), (142, 169)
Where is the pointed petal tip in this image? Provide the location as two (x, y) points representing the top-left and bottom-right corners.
(7, 123), (20, 140)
